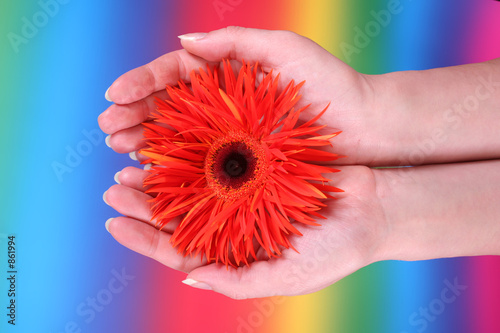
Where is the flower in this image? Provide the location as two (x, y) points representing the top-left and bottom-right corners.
(140, 60), (342, 267)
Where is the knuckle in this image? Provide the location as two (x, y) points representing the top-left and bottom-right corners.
(138, 98), (150, 121)
(224, 25), (247, 37)
(276, 29), (298, 40)
(147, 229), (161, 258)
(228, 290), (249, 300)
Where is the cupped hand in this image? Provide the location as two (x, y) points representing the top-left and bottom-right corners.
(104, 165), (388, 299)
(98, 27), (382, 165)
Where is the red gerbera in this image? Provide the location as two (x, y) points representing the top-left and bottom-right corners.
(140, 60), (342, 267)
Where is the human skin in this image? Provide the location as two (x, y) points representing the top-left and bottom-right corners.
(98, 27), (500, 299)
(103, 159), (500, 298)
(98, 27), (500, 166)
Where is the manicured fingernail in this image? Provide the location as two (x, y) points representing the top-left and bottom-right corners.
(103, 191), (109, 205)
(105, 135), (111, 148)
(182, 278), (212, 290)
(143, 163), (152, 170)
(105, 87), (112, 102)
(178, 33), (207, 41)
(105, 218), (114, 232)
(114, 171), (121, 184)
(129, 151), (138, 161)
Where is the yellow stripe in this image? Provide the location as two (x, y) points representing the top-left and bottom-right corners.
(288, 0), (346, 55)
(267, 2), (345, 332)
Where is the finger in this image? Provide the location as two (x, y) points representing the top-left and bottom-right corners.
(127, 150), (151, 165)
(180, 27), (359, 118)
(180, 27), (332, 75)
(104, 183), (181, 234)
(105, 49), (215, 105)
(133, 150), (150, 164)
(184, 255), (311, 299)
(107, 124), (146, 154)
(99, 90), (169, 135)
(107, 216), (205, 273)
(115, 166), (150, 192)
(184, 220), (361, 299)
(104, 184), (153, 223)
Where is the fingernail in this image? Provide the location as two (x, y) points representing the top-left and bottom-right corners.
(105, 87), (112, 102)
(103, 191), (109, 205)
(114, 171), (121, 184)
(105, 218), (114, 232)
(105, 135), (111, 148)
(129, 151), (138, 161)
(143, 163), (152, 170)
(178, 33), (207, 41)
(182, 278), (212, 290)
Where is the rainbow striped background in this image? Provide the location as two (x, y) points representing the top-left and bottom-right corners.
(1, 0), (500, 332)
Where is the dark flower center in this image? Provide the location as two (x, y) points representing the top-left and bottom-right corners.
(224, 153), (247, 177)
(214, 142), (256, 188)
(205, 132), (269, 200)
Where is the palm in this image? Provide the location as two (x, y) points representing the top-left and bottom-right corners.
(220, 165), (387, 298)
(269, 166), (385, 296)
(105, 164), (386, 298)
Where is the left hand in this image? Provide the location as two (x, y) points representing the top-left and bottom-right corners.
(104, 165), (389, 299)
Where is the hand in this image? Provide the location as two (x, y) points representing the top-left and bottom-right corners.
(99, 28), (500, 166)
(98, 27), (382, 166)
(104, 165), (388, 298)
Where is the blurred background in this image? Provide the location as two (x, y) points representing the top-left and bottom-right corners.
(1, 0), (499, 332)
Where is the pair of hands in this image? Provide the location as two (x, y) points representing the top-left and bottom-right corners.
(98, 27), (500, 299)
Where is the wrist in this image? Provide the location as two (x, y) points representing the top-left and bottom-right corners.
(370, 167), (409, 262)
(359, 71), (421, 166)
(366, 61), (500, 166)
(372, 161), (500, 262)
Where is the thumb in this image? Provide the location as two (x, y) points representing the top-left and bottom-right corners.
(182, 258), (303, 299)
(179, 27), (330, 72)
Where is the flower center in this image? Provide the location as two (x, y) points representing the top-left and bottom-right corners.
(224, 151), (248, 177)
(225, 156), (245, 177)
(206, 132), (268, 200)
(213, 142), (256, 188)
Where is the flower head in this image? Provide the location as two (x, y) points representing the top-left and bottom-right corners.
(140, 60), (342, 267)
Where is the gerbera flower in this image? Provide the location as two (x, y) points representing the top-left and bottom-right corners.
(140, 60), (342, 267)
